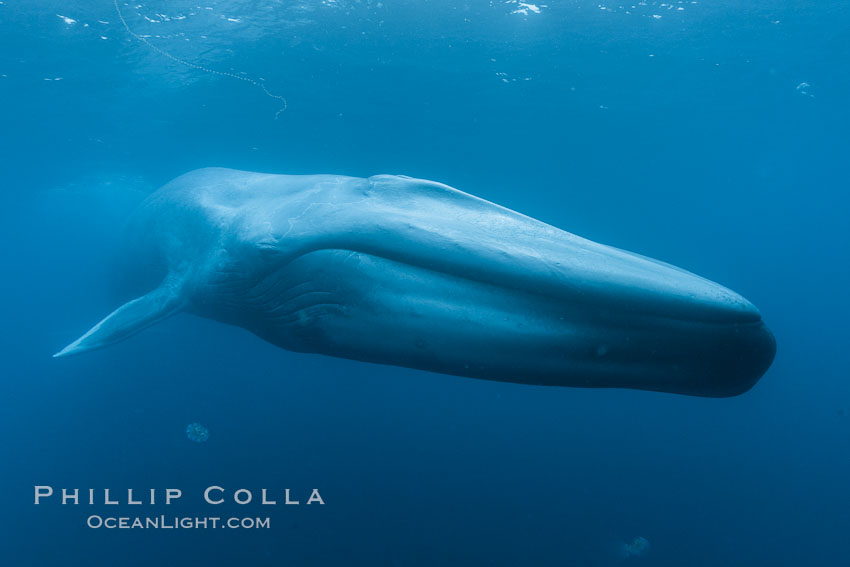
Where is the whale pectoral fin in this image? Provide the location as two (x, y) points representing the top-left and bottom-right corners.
(53, 278), (185, 358)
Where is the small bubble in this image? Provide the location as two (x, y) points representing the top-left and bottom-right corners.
(795, 82), (815, 98)
(186, 422), (209, 443)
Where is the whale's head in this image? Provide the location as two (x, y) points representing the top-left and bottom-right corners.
(55, 168), (775, 397)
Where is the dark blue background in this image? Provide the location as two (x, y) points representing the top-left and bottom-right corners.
(1, 1), (848, 565)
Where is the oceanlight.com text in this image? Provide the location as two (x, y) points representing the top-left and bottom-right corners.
(86, 515), (271, 529)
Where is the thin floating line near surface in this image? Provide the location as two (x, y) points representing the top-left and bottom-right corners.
(112, 0), (287, 118)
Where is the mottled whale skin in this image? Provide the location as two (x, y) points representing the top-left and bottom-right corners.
(56, 168), (775, 397)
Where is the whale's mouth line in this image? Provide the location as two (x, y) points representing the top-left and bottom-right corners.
(268, 245), (764, 329)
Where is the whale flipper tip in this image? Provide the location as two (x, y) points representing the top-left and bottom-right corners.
(52, 275), (185, 359)
(53, 343), (80, 358)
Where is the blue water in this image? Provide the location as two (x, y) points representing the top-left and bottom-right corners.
(1, 1), (848, 565)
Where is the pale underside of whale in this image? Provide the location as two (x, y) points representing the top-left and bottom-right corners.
(55, 168), (776, 397)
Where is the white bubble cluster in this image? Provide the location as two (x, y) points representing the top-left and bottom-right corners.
(796, 82), (815, 98)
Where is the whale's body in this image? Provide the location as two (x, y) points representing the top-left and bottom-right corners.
(56, 168), (775, 397)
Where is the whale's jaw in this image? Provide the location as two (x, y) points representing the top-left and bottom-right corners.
(201, 244), (774, 398)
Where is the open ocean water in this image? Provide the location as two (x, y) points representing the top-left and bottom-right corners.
(1, 1), (848, 565)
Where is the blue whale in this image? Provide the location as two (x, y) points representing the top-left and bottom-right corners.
(55, 168), (775, 397)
